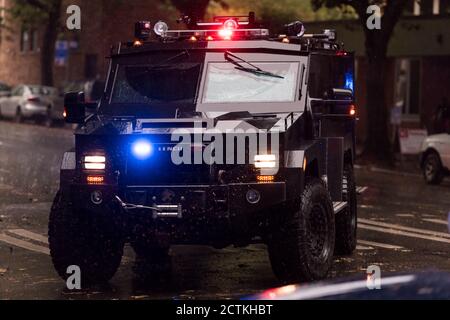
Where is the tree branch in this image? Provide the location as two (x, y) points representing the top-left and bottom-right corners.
(15, 0), (48, 12)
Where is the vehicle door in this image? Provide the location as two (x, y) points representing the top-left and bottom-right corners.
(2, 86), (23, 117)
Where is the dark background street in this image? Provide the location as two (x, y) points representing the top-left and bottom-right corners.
(0, 121), (449, 299)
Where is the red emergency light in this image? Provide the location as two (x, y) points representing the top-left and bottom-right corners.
(218, 19), (238, 39)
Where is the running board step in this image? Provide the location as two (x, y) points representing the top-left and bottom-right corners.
(333, 201), (348, 214)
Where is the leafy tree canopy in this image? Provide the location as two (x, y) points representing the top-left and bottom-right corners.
(208, 0), (356, 32)
(8, 0), (61, 27)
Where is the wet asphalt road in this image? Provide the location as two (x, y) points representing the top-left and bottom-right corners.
(0, 120), (449, 300)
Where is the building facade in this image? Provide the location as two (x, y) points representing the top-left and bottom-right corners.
(0, 0), (173, 88)
(306, 0), (450, 144)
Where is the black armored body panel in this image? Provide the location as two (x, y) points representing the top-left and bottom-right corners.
(50, 14), (358, 285)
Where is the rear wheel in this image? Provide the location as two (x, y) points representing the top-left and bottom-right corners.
(267, 178), (335, 283)
(423, 152), (444, 185)
(334, 163), (357, 255)
(48, 191), (125, 286)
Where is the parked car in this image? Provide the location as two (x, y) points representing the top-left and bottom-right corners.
(0, 84), (64, 127)
(0, 82), (11, 97)
(421, 133), (450, 184)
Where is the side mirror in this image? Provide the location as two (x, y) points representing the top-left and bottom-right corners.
(64, 91), (86, 124)
(64, 92), (98, 124)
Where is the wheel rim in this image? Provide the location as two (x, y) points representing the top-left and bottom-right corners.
(308, 203), (330, 260)
(425, 157), (437, 180)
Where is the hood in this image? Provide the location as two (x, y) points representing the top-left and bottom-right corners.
(78, 112), (303, 136)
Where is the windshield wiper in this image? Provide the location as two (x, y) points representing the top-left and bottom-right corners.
(224, 51), (284, 79)
(146, 50), (190, 71)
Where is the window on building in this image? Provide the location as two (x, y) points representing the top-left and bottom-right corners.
(20, 29), (29, 52)
(409, 0), (444, 15)
(20, 28), (38, 52)
(394, 59), (421, 117)
(29, 29), (38, 52)
(404, 0), (418, 15)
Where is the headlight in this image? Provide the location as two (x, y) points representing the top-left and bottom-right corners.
(254, 154), (277, 168)
(83, 155), (106, 170)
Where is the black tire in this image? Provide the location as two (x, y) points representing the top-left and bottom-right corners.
(267, 178), (335, 283)
(14, 107), (23, 123)
(48, 191), (125, 286)
(423, 152), (444, 185)
(334, 164), (357, 255)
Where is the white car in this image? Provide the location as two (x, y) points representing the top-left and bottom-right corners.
(421, 133), (450, 184)
(0, 84), (64, 126)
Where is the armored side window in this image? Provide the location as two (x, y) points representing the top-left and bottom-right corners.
(308, 54), (354, 99)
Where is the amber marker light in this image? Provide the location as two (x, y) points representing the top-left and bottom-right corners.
(87, 175), (105, 185)
(257, 175), (275, 183)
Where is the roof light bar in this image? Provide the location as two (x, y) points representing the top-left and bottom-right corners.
(161, 28), (269, 41)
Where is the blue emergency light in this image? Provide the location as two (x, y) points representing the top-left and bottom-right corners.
(132, 139), (153, 159)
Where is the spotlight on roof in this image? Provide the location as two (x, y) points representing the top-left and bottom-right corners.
(284, 21), (305, 37)
(154, 21), (169, 36)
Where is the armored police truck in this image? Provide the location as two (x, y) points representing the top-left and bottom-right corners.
(49, 13), (357, 286)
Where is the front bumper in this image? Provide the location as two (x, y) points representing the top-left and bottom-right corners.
(70, 182), (286, 245)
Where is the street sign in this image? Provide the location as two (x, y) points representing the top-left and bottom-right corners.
(55, 40), (69, 66)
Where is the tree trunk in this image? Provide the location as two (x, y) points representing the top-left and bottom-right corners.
(363, 44), (392, 164)
(40, 1), (62, 86)
(354, 0), (410, 165)
(356, 5), (395, 166)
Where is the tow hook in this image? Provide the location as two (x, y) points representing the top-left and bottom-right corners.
(114, 195), (161, 212)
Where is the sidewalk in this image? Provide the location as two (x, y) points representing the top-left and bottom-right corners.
(355, 145), (422, 177)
